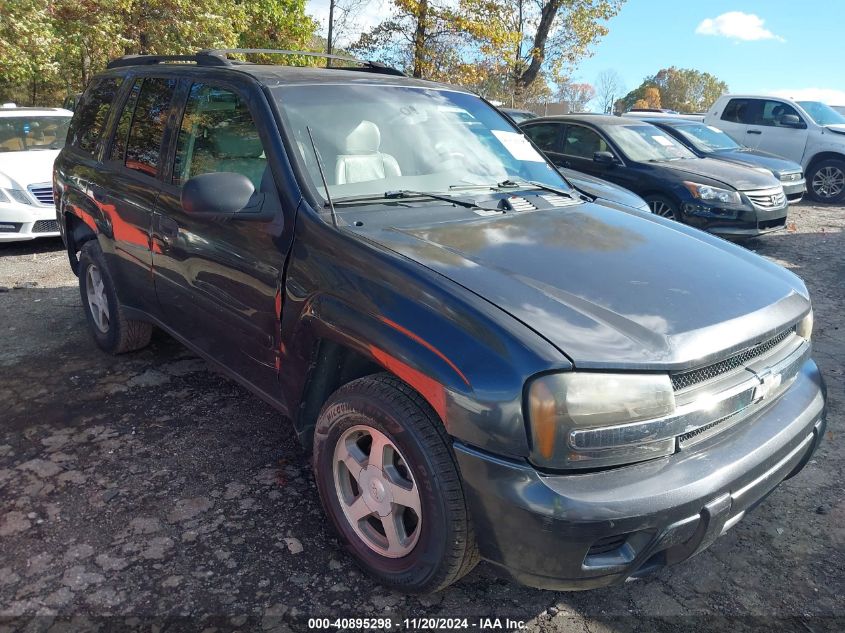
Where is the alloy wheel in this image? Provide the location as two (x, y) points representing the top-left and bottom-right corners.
(332, 425), (422, 558)
(649, 200), (676, 219)
(811, 166), (845, 199)
(85, 264), (110, 333)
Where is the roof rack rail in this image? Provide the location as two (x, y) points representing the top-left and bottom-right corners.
(106, 52), (230, 69)
(200, 49), (406, 76)
(106, 49), (406, 77)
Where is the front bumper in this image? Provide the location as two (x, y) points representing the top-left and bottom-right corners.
(781, 178), (806, 202)
(0, 203), (60, 242)
(683, 201), (788, 237)
(454, 359), (826, 591)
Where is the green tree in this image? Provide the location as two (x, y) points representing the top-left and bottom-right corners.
(618, 67), (728, 113)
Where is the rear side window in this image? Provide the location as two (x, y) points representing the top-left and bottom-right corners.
(721, 98), (757, 124)
(523, 123), (563, 153)
(172, 83), (266, 188)
(67, 77), (123, 155)
(109, 79), (142, 162)
(124, 77), (176, 177)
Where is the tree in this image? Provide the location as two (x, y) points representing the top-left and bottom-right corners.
(632, 86), (661, 110)
(352, 0), (625, 102)
(618, 67), (728, 113)
(0, 0), (320, 105)
(557, 81), (595, 112)
(595, 69), (622, 114)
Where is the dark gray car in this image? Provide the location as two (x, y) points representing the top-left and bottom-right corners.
(54, 50), (826, 593)
(641, 117), (807, 202)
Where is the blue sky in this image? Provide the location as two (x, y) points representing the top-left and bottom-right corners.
(305, 0), (845, 105)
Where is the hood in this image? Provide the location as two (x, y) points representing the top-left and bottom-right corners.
(712, 148), (803, 177)
(361, 201), (808, 370)
(0, 149), (60, 189)
(559, 168), (648, 211)
(652, 157), (780, 191)
(825, 124), (845, 136)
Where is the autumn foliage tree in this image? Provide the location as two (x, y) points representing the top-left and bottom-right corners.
(0, 0), (318, 105)
(352, 0), (625, 105)
(618, 67), (728, 113)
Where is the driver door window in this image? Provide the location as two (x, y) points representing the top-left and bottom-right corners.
(173, 83), (267, 188)
(562, 125), (610, 159)
(760, 100), (802, 127)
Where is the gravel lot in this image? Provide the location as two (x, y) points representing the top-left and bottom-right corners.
(1, 204), (843, 632)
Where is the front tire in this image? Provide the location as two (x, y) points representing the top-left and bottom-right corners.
(313, 374), (479, 593)
(78, 240), (152, 354)
(808, 159), (845, 203)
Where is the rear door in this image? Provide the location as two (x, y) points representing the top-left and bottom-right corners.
(91, 75), (178, 313)
(714, 98), (760, 148)
(152, 77), (292, 399)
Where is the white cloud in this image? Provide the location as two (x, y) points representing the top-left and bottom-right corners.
(695, 11), (784, 42)
(769, 88), (845, 106)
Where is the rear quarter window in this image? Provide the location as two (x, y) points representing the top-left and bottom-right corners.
(67, 76), (123, 155)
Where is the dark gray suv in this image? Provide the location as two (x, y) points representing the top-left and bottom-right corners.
(54, 49), (826, 593)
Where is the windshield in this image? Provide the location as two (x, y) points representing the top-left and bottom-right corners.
(0, 116), (70, 152)
(673, 123), (741, 152)
(797, 101), (845, 126)
(272, 85), (569, 201)
(604, 124), (696, 162)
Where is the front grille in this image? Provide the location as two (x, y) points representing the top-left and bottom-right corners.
(32, 219), (59, 233)
(27, 184), (54, 206)
(747, 189), (787, 209)
(670, 327), (795, 391)
(587, 534), (628, 556)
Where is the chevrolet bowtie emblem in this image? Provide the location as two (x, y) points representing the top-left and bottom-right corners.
(754, 371), (782, 402)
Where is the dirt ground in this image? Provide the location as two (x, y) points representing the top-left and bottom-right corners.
(1, 203), (843, 633)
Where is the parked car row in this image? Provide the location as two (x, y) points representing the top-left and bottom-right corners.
(51, 50), (825, 595)
(521, 114), (791, 237)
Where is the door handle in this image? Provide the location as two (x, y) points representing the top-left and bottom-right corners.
(155, 214), (179, 241)
(747, 130), (762, 135)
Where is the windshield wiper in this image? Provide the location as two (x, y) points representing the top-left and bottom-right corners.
(333, 189), (500, 212)
(494, 179), (578, 199)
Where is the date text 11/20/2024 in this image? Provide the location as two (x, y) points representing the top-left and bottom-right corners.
(307, 617), (527, 630)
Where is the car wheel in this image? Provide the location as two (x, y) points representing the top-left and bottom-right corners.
(645, 195), (679, 220)
(313, 373), (479, 593)
(78, 240), (152, 354)
(808, 159), (845, 203)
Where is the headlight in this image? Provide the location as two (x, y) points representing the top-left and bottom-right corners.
(527, 372), (676, 469)
(797, 309), (813, 341)
(683, 181), (742, 206)
(0, 188), (32, 205)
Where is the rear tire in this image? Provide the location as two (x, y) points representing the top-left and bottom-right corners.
(807, 159), (845, 203)
(645, 194), (680, 220)
(78, 240), (152, 354)
(313, 373), (479, 593)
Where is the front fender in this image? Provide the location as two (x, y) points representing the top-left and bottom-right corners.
(280, 208), (570, 458)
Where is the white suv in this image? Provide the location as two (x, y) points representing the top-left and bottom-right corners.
(704, 95), (845, 203)
(0, 104), (72, 241)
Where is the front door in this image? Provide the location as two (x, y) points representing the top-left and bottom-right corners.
(754, 99), (810, 163)
(152, 79), (292, 401)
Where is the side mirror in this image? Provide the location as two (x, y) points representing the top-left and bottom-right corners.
(181, 172), (264, 219)
(780, 114), (805, 129)
(594, 151), (617, 165)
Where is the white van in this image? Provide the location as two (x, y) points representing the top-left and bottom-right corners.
(0, 104), (72, 241)
(704, 95), (845, 203)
